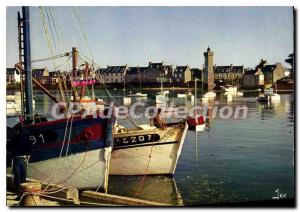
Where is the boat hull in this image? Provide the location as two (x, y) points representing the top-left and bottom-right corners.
(7, 116), (111, 190)
(7, 149), (107, 190)
(110, 122), (188, 175)
(155, 95), (169, 104)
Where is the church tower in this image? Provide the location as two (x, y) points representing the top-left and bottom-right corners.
(203, 47), (214, 91)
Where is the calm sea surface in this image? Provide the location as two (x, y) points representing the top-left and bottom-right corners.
(7, 89), (294, 205)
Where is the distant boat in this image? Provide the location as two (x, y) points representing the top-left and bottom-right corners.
(127, 92), (147, 98)
(202, 91), (216, 100)
(177, 93), (187, 98)
(177, 90), (194, 101)
(7, 94), (36, 116)
(123, 96), (132, 105)
(156, 79), (169, 104)
(256, 88), (280, 102)
(223, 85), (238, 93)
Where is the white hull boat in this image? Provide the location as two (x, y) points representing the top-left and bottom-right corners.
(224, 86), (237, 93)
(123, 96), (132, 105)
(257, 88), (280, 102)
(8, 149), (108, 189)
(156, 93), (169, 104)
(127, 92), (147, 98)
(110, 122), (188, 175)
(203, 91), (216, 99)
(7, 95), (35, 116)
(195, 123), (206, 132)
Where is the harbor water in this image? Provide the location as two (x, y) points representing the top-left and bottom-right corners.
(6, 90), (294, 205)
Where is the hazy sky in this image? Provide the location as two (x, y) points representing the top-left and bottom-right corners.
(6, 6), (294, 70)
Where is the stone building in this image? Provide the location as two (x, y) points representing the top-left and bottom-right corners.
(32, 68), (49, 84)
(203, 47), (214, 91)
(126, 66), (148, 85)
(172, 65), (192, 83)
(214, 65), (244, 84)
(261, 63), (285, 86)
(191, 68), (203, 81)
(242, 69), (264, 88)
(98, 65), (129, 84)
(141, 62), (173, 84)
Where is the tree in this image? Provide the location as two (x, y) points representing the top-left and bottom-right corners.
(256, 59), (267, 69)
(285, 53), (294, 71)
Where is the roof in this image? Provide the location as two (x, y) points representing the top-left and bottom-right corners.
(163, 65), (173, 70)
(174, 66), (189, 73)
(127, 67), (139, 75)
(191, 68), (202, 78)
(32, 68), (48, 76)
(214, 65), (244, 73)
(243, 69), (262, 75)
(149, 62), (163, 68)
(99, 66), (127, 74)
(7, 68), (16, 74)
(127, 66), (149, 75)
(244, 69), (257, 75)
(261, 65), (276, 73)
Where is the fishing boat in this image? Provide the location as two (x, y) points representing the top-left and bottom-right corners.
(223, 85), (238, 93)
(7, 92), (36, 116)
(187, 79), (206, 131)
(177, 93), (187, 98)
(203, 91), (216, 99)
(177, 90), (194, 101)
(256, 87), (280, 102)
(127, 92), (147, 98)
(110, 121), (188, 175)
(6, 7), (113, 190)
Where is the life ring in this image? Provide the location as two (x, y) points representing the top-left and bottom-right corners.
(82, 129), (94, 140)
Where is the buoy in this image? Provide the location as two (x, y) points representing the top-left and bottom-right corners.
(19, 182), (42, 206)
(83, 129), (94, 140)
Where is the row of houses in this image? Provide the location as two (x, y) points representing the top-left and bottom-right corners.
(96, 62), (245, 85)
(6, 68), (60, 85)
(7, 61), (287, 89)
(242, 63), (286, 88)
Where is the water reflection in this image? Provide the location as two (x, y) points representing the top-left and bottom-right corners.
(108, 175), (183, 205)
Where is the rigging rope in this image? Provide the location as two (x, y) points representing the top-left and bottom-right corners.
(31, 52), (70, 63)
(71, 7), (95, 62)
(38, 7), (58, 71)
(45, 8), (57, 50)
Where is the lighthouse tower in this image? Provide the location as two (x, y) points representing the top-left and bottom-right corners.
(203, 47), (214, 91)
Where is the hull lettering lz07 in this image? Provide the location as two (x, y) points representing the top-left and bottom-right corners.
(114, 134), (160, 147)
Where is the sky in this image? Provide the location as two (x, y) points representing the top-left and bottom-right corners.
(6, 6), (294, 70)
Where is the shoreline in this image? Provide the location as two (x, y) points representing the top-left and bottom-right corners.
(6, 86), (294, 94)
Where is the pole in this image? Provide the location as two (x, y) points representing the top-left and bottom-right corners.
(17, 12), (25, 115)
(195, 79), (197, 107)
(72, 47), (78, 101)
(22, 6), (33, 116)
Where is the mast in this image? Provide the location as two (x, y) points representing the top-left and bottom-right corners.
(139, 68), (142, 91)
(201, 68), (204, 97)
(79, 62), (89, 100)
(22, 6), (33, 116)
(72, 47), (78, 101)
(194, 79), (197, 107)
(17, 11), (24, 115)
